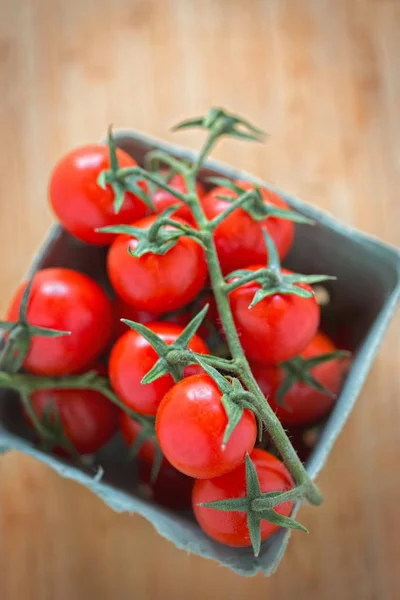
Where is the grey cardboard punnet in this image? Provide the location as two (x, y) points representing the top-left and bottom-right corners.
(1, 130), (400, 576)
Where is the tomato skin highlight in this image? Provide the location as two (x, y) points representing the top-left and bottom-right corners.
(202, 181), (294, 274)
(6, 268), (114, 376)
(152, 173), (205, 226)
(193, 449), (294, 548)
(156, 374), (257, 479)
(229, 266), (320, 364)
(252, 331), (344, 427)
(28, 387), (119, 455)
(109, 322), (209, 416)
(49, 144), (148, 245)
(106, 215), (208, 313)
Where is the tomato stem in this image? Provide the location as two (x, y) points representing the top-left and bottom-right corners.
(117, 167), (188, 204)
(0, 371), (152, 429)
(181, 130), (323, 507)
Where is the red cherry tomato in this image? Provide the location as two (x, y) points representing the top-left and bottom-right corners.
(109, 322), (209, 416)
(152, 172), (205, 226)
(156, 374), (257, 479)
(193, 449), (293, 548)
(49, 144), (147, 245)
(28, 386), (118, 455)
(6, 268), (114, 376)
(120, 413), (193, 510)
(229, 266), (319, 364)
(113, 295), (159, 340)
(252, 331), (344, 426)
(139, 460), (194, 511)
(202, 181), (294, 274)
(106, 215), (208, 313)
(120, 411), (161, 464)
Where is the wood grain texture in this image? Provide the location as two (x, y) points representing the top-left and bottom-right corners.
(1, 0), (400, 598)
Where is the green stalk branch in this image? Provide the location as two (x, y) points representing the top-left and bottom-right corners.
(0, 371), (150, 427)
(209, 189), (260, 230)
(117, 167), (188, 203)
(181, 132), (322, 507)
(99, 109), (323, 507)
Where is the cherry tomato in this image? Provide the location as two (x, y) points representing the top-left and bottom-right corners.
(106, 215), (208, 313)
(139, 460), (194, 511)
(49, 144), (147, 245)
(28, 386), (118, 455)
(6, 268), (114, 376)
(152, 172), (205, 226)
(113, 295), (159, 340)
(193, 449), (293, 548)
(229, 266), (319, 364)
(156, 374), (257, 479)
(252, 331), (344, 426)
(109, 322), (209, 416)
(202, 181), (294, 274)
(120, 413), (194, 510)
(120, 411), (160, 464)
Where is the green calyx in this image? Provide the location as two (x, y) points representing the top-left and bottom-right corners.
(276, 350), (351, 407)
(199, 453), (307, 556)
(122, 304), (211, 384)
(97, 127), (155, 214)
(96, 205), (202, 258)
(0, 277), (71, 373)
(194, 355), (263, 447)
(207, 177), (313, 226)
(97, 206), (203, 256)
(173, 107), (267, 143)
(226, 228), (335, 307)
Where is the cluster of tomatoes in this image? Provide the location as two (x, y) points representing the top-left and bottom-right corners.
(3, 141), (347, 552)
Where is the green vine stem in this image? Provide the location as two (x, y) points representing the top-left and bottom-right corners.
(0, 370), (154, 434)
(99, 109), (323, 506)
(113, 111), (322, 506)
(185, 159), (322, 505)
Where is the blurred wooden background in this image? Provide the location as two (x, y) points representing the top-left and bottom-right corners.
(1, 0), (400, 598)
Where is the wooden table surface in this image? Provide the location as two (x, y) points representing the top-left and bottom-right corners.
(1, 1), (400, 598)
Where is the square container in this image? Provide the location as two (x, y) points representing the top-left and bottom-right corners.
(1, 130), (400, 576)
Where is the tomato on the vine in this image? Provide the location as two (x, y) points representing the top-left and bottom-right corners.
(156, 374), (257, 479)
(106, 215), (208, 313)
(193, 449), (293, 548)
(6, 268), (114, 376)
(49, 144), (147, 245)
(228, 266), (320, 364)
(252, 331), (345, 426)
(109, 322), (209, 416)
(152, 172), (205, 226)
(202, 181), (294, 274)
(120, 413), (194, 510)
(27, 386), (118, 455)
